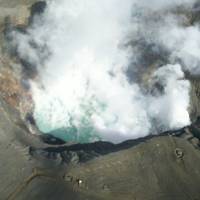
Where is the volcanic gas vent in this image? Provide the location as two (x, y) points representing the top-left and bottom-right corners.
(9, 0), (200, 143)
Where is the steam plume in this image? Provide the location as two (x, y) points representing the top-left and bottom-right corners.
(11, 0), (196, 143)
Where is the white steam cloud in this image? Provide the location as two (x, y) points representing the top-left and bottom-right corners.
(12, 0), (195, 143)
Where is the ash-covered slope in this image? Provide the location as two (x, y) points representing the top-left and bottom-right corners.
(1, 92), (200, 200)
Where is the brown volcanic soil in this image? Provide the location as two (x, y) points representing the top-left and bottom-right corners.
(0, 66), (26, 108)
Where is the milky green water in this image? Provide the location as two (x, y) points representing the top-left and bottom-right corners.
(29, 0), (191, 145)
(34, 99), (106, 143)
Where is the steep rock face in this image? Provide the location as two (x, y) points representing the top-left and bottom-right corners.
(0, 0), (37, 37)
(0, 96), (39, 200)
(189, 79), (200, 121)
(186, 3), (200, 121)
(0, 0), (39, 134)
(0, 53), (36, 135)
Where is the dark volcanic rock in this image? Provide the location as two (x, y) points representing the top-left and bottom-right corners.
(29, 123), (200, 166)
(191, 1), (200, 24)
(29, 1), (47, 24)
(189, 78), (200, 121)
(30, 1), (47, 16)
(40, 134), (66, 145)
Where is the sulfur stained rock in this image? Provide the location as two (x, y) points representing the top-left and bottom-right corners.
(0, 67), (23, 108)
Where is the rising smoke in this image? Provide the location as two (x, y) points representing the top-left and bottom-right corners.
(10, 0), (199, 143)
